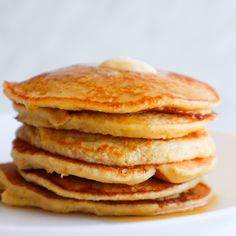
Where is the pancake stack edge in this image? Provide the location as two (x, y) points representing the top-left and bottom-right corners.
(1, 58), (220, 216)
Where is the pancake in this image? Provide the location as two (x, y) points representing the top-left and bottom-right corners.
(13, 139), (215, 185)
(0, 181), (3, 194)
(16, 125), (215, 166)
(18, 169), (200, 201)
(13, 139), (155, 185)
(14, 103), (216, 139)
(3, 63), (220, 114)
(0, 163), (212, 216)
(155, 157), (215, 183)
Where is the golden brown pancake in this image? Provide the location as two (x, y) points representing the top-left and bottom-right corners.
(0, 181), (3, 195)
(18, 169), (200, 201)
(13, 139), (215, 185)
(3, 65), (219, 114)
(155, 157), (215, 183)
(14, 103), (216, 139)
(13, 139), (155, 185)
(16, 125), (215, 166)
(0, 163), (212, 216)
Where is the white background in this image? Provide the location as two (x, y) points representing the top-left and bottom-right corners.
(1, 0), (236, 131)
(0, 1), (236, 235)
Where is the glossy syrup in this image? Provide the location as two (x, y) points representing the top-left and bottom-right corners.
(100, 195), (219, 223)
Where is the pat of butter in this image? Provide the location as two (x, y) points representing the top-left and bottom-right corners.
(99, 58), (157, 74)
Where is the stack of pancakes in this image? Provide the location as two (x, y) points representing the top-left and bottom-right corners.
(1, 58), (220, 216)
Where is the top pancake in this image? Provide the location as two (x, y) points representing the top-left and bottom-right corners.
(3, 65), (220, 114)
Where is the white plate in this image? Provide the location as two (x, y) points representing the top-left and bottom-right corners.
(0, 114), (236, 236)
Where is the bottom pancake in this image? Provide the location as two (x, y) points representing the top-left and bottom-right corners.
(13, 139), (215, 185)
(0, 163), (212, 216)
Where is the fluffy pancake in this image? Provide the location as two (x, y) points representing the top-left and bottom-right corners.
(18, 169), (200, 201)
(13, 139), (215, 184)
(155, 157), (215, 183)
(3, 65), (219, 114)
(14, 103), (216, 139)
(16, 125), (215, 166)
(13, 139), (155, 185)
(0, 163), (212, 216)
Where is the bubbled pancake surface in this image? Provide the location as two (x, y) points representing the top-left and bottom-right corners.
(14, 103), (216, 139)
(4, 65), (220, 113)
(13, 139), (215, 185)
(16, 125), (215, 166)
(0, 163), (212, 216)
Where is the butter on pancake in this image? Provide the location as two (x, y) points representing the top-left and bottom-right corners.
(0, 163), (212, 216)
(13, 139), (215, 185)
(100, 57), (157, 74)
(4, 58), (220, 114)
(14, 103), (215, 139)
(16, 125), (215, 166)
